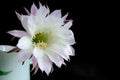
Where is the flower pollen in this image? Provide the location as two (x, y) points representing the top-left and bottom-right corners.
(36, 42), (47, 50)
(32, 32), (48, 49)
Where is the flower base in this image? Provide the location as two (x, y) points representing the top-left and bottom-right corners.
(0, 45), (30, 80)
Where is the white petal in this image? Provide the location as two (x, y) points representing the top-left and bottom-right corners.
(46, 15), (64, 27)
(46, 49), (65, 67)
(66, 37), (75, 45)
(63, 20), (73, 29)
(55, 35), (75, 46)
(17, 36), (32, 50)
(17, 50), (32, 62)
(50, 42), (75, 60)
(27, 16), (37, 36)
(57, 29), (76, 45)
(50, 44), (70, 61)
(39, 2), (42, 8)
(59, 43), (75, 56)
(7, 30), (27, 38)
(60, 29), (74, 37)
(31, 56), (38, 71)
(21, 15), (30, 33)
(62, 13), (68, 20)
(33, 64), (39, 74)
(46, 10), (63, 26)
(50, 10), (61, 18)
(15, 11), (21, 20)
(37, 55), (52, 75)
(21, 15), (37, 36)
(65, 45), (75, 56)
(33, 47), (52, 75)
(61, 36), (75, 45)
(37, 5), (50, 18)
(33, 47), (44, 59)
(24, 7), (30, 15)
(31, 3), (38, 15)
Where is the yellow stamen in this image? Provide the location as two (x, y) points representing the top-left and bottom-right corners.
(36, 42), (47, 50)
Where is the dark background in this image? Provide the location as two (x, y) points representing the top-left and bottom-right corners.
(0, 0), (115, 80)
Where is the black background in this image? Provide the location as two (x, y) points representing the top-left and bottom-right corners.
(0, 0), (115, 80)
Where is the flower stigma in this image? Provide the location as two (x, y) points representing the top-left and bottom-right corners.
(32, 32), (48, 50)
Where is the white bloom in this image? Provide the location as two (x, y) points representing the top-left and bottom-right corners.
(8, 2), (75, 75)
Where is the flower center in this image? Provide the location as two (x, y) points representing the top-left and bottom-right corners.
(32, 32), (48, 49)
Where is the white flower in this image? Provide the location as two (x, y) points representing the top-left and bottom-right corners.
(8, 2), (75, 75)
